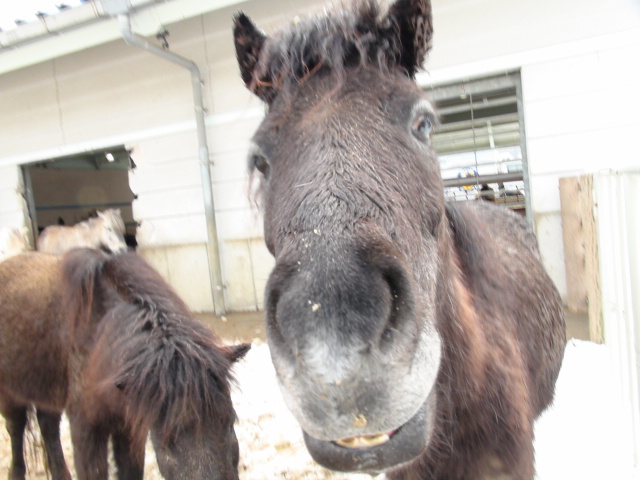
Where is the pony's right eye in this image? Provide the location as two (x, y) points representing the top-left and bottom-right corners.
(250, 153), (270, 178)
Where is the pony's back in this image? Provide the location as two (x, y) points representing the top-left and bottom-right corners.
(37, 224), (95, 254)
(0, 252), (69, 410)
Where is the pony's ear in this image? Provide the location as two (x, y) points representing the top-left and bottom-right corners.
(225, 343), (252, 363)
(233, 13), (276, 103)
(385, 0), (433, 77)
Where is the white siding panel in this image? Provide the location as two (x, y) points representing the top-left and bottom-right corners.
(250, 239), (275, 308)
(1, 113), (65, 156)
(520, 53), (601, 103)
(527, 131), (610, 181)
(220, 238), (274, 311)
(129, 159), (202, 194)
(535, 213), (568, 301)
(209, 115), (263, 155)
(0, 65), (65, 156)
(213, 180), (252, 212)
(221, 239), (257, 311)
(526, 120), (635, 177)
(133, 186), (205, 219)
(0, 190), (24, 215)
(138, 244), (214, 313)
(0, 167), (22, 191)
(428, 0), (640, 72)
(0, 63), (57, 112)
(215, 209), (263, 241)
(0, 211), (30, 230)
(605, 124), (640, 172)
(133, 131), (199, 167)
(525, 88), (638, 141)
(599, 43), (640, 88)
(529, 173), (562, 215)
(164, 245), (214, 313)
(136, 214), (207, 246)
(137, 247), (171, 281)
(54, 44), (194, 144)
(210, 68), (264, 115)
(211, 150), (251, 183)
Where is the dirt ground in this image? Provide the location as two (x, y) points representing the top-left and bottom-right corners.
(0, 310), (588, 479)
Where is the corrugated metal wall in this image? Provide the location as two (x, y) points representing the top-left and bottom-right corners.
(594, 171), (640, 471)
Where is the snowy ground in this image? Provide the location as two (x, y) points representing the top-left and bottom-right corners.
(0, 339), (637, 479)
(534, 339), (637, 480)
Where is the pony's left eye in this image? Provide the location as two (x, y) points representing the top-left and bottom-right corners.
(412, 114), (433, 138)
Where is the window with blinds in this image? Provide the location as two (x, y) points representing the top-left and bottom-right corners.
(425, 72), (530, 219)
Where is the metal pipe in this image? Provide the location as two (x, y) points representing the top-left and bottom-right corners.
(442, 172), (524, 188)
(117, 14), (226, 315)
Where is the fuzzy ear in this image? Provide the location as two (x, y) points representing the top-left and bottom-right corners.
(385, 0), (433, 77)
(225, 343), (252, 363)
(233, 13), (276, 103)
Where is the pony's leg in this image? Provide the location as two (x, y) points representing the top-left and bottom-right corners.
(112, 430), (144, 480)
(68, 412), (109, 480)
(0, 403), (27, 480)
(35, 409), (71, 480)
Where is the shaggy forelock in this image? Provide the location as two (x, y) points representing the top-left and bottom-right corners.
(253, 0), (406, 99)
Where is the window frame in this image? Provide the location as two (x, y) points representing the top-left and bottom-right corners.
(423, 71), (533, 226)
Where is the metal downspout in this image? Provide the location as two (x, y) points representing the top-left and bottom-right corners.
(117, 14), (226, 315)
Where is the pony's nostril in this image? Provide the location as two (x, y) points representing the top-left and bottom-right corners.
(264, 273), (298, 364)
(379, 265), (414, 348)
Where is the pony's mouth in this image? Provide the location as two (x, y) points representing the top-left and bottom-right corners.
(335, 431), (395, 448)
(302, 391), (434, 474)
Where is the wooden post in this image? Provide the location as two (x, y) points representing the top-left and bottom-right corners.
(559, 175), (603, 343)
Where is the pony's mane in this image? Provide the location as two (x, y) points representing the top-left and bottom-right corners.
(103, 302), (235, 450)
(62, 249), (236, 449)
(102, 253), (236, 448)
(250, 0), (409, 101)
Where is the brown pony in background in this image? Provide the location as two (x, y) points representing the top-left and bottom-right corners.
(234, 0), (566, 478)
(0, 250), (248, 480)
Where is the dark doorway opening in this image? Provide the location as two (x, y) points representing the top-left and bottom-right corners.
(23, 146), (137, 249)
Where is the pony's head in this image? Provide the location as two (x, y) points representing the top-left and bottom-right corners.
(234, 0), (443, 473)
(62, 249), (250, 479)
(95, 209), (127, 254)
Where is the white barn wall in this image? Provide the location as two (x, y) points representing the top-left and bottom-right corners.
(1, 0), (638, 311)
(419, 0), (640, 300)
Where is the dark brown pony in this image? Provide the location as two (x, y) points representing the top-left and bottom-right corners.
(0, 250), (249, 480)
(234, 0), (566, 478)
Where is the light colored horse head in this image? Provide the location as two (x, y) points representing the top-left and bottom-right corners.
(94, 209), (127, 254)
(0, 226), (31, 261)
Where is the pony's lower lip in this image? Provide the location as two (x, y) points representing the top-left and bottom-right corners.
(302, 391), (434, 473)
(334, 431), (395, 449)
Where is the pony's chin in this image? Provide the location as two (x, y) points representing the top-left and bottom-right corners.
(302, 391), (434, 474)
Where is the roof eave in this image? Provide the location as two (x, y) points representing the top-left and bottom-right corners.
(0, 0), (248, 76)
